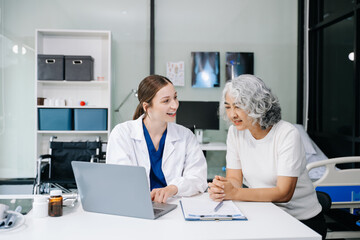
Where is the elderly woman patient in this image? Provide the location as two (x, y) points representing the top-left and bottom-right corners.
(208, 75), (326, 239)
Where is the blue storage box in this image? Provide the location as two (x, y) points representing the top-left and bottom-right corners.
(38, 108), (73, 130)
(74, 109), (107, 131)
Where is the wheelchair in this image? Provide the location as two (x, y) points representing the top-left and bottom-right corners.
(34, 136), (105, 194)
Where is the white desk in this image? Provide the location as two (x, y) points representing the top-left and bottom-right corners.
(200, 142), (227, 151)
(1, 193), (320, 240)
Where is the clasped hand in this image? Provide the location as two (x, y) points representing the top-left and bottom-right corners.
(208, 175), (236, 202)
(150, 185), (178, 203)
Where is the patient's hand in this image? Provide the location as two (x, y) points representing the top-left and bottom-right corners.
(151, 185), (178, 203)
(208, 175), (226, 201)
(208, 175), (237, 201)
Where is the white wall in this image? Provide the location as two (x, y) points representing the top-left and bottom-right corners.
(154, 0), (298, 175)
(0, 0), (298, 178)
(155, 0), (298, 121)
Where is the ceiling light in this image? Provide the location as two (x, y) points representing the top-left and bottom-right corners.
(348, 52), (354, 61)
(12, 45), (18, 54)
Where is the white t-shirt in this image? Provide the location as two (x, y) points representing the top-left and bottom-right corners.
(226, 120), (322, 220)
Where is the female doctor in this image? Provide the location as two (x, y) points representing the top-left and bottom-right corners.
(106, 75), (207, 203)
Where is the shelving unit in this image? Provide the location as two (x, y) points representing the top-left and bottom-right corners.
(35, 29), (111, 160)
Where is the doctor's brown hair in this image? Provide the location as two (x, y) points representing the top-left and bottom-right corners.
(133, 75), (173, 120)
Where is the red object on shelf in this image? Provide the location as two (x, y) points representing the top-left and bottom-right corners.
(80, 101), (86, 106)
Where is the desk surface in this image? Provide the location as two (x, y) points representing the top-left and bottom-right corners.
(1, 193), (320, 240)
(200, 142), (227, 151)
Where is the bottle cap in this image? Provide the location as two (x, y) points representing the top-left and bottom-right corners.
(50, 190), (62, 197)
(34, 195), (48, 203)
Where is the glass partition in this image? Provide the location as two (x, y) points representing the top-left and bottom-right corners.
(0, 0), (149, 178)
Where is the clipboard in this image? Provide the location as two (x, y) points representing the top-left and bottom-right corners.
(180, 198), (247, 221)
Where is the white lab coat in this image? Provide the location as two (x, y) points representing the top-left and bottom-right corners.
(106, 115), (208, 196)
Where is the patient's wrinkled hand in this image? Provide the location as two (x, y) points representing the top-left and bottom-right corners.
(208, 175), (226, 202)
(151, 185), (178, 203)
(209, 175), (238, 201)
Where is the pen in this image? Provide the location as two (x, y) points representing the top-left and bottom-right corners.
(5, 206), (22, 227)
(0, 218), (6, 227)
(214, 201), (224, 212)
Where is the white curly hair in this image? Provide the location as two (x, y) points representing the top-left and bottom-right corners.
(220, 74), (281, 129)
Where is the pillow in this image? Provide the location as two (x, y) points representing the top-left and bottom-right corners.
(293, 124), (317, 155)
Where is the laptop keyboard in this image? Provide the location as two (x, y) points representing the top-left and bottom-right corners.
(153, 208), (164, 215)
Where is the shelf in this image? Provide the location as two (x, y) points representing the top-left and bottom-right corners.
(37, 80), (108, 86)
(35, 29), (111, 160)
(37, 29), (110, 38)
(37, 106), (108, 109)
(38, 131), (108, 134)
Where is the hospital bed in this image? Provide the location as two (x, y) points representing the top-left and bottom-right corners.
(307, 157), (360, 239)
(296, 124), (360, 239)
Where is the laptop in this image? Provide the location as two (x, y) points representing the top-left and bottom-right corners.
(71, 161), (177, 219)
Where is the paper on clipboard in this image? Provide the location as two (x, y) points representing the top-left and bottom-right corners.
(180, 198), (247, 221)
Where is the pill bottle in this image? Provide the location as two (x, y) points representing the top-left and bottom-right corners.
(48, 190), (63, 217)
(33, 195), (48, 218)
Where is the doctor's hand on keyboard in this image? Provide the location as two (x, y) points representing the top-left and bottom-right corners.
(151, 185), (178, 203)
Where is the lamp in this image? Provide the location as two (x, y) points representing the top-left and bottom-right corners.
(114, 89), (138, 112)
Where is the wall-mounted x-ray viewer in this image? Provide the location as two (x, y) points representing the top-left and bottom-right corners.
(226, 52), (254, 81)
(191, 52), (220, 88)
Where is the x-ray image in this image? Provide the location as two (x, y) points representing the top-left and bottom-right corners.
(191, 52), (220, 88)
(225, 52), (254, 81)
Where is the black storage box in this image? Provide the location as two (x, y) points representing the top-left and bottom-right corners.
(37, 54), (65, 80)
(65, 55), (94, 81)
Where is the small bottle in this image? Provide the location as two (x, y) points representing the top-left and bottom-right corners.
(33, 195), (48, 218)
(48, 190), (63, 217)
